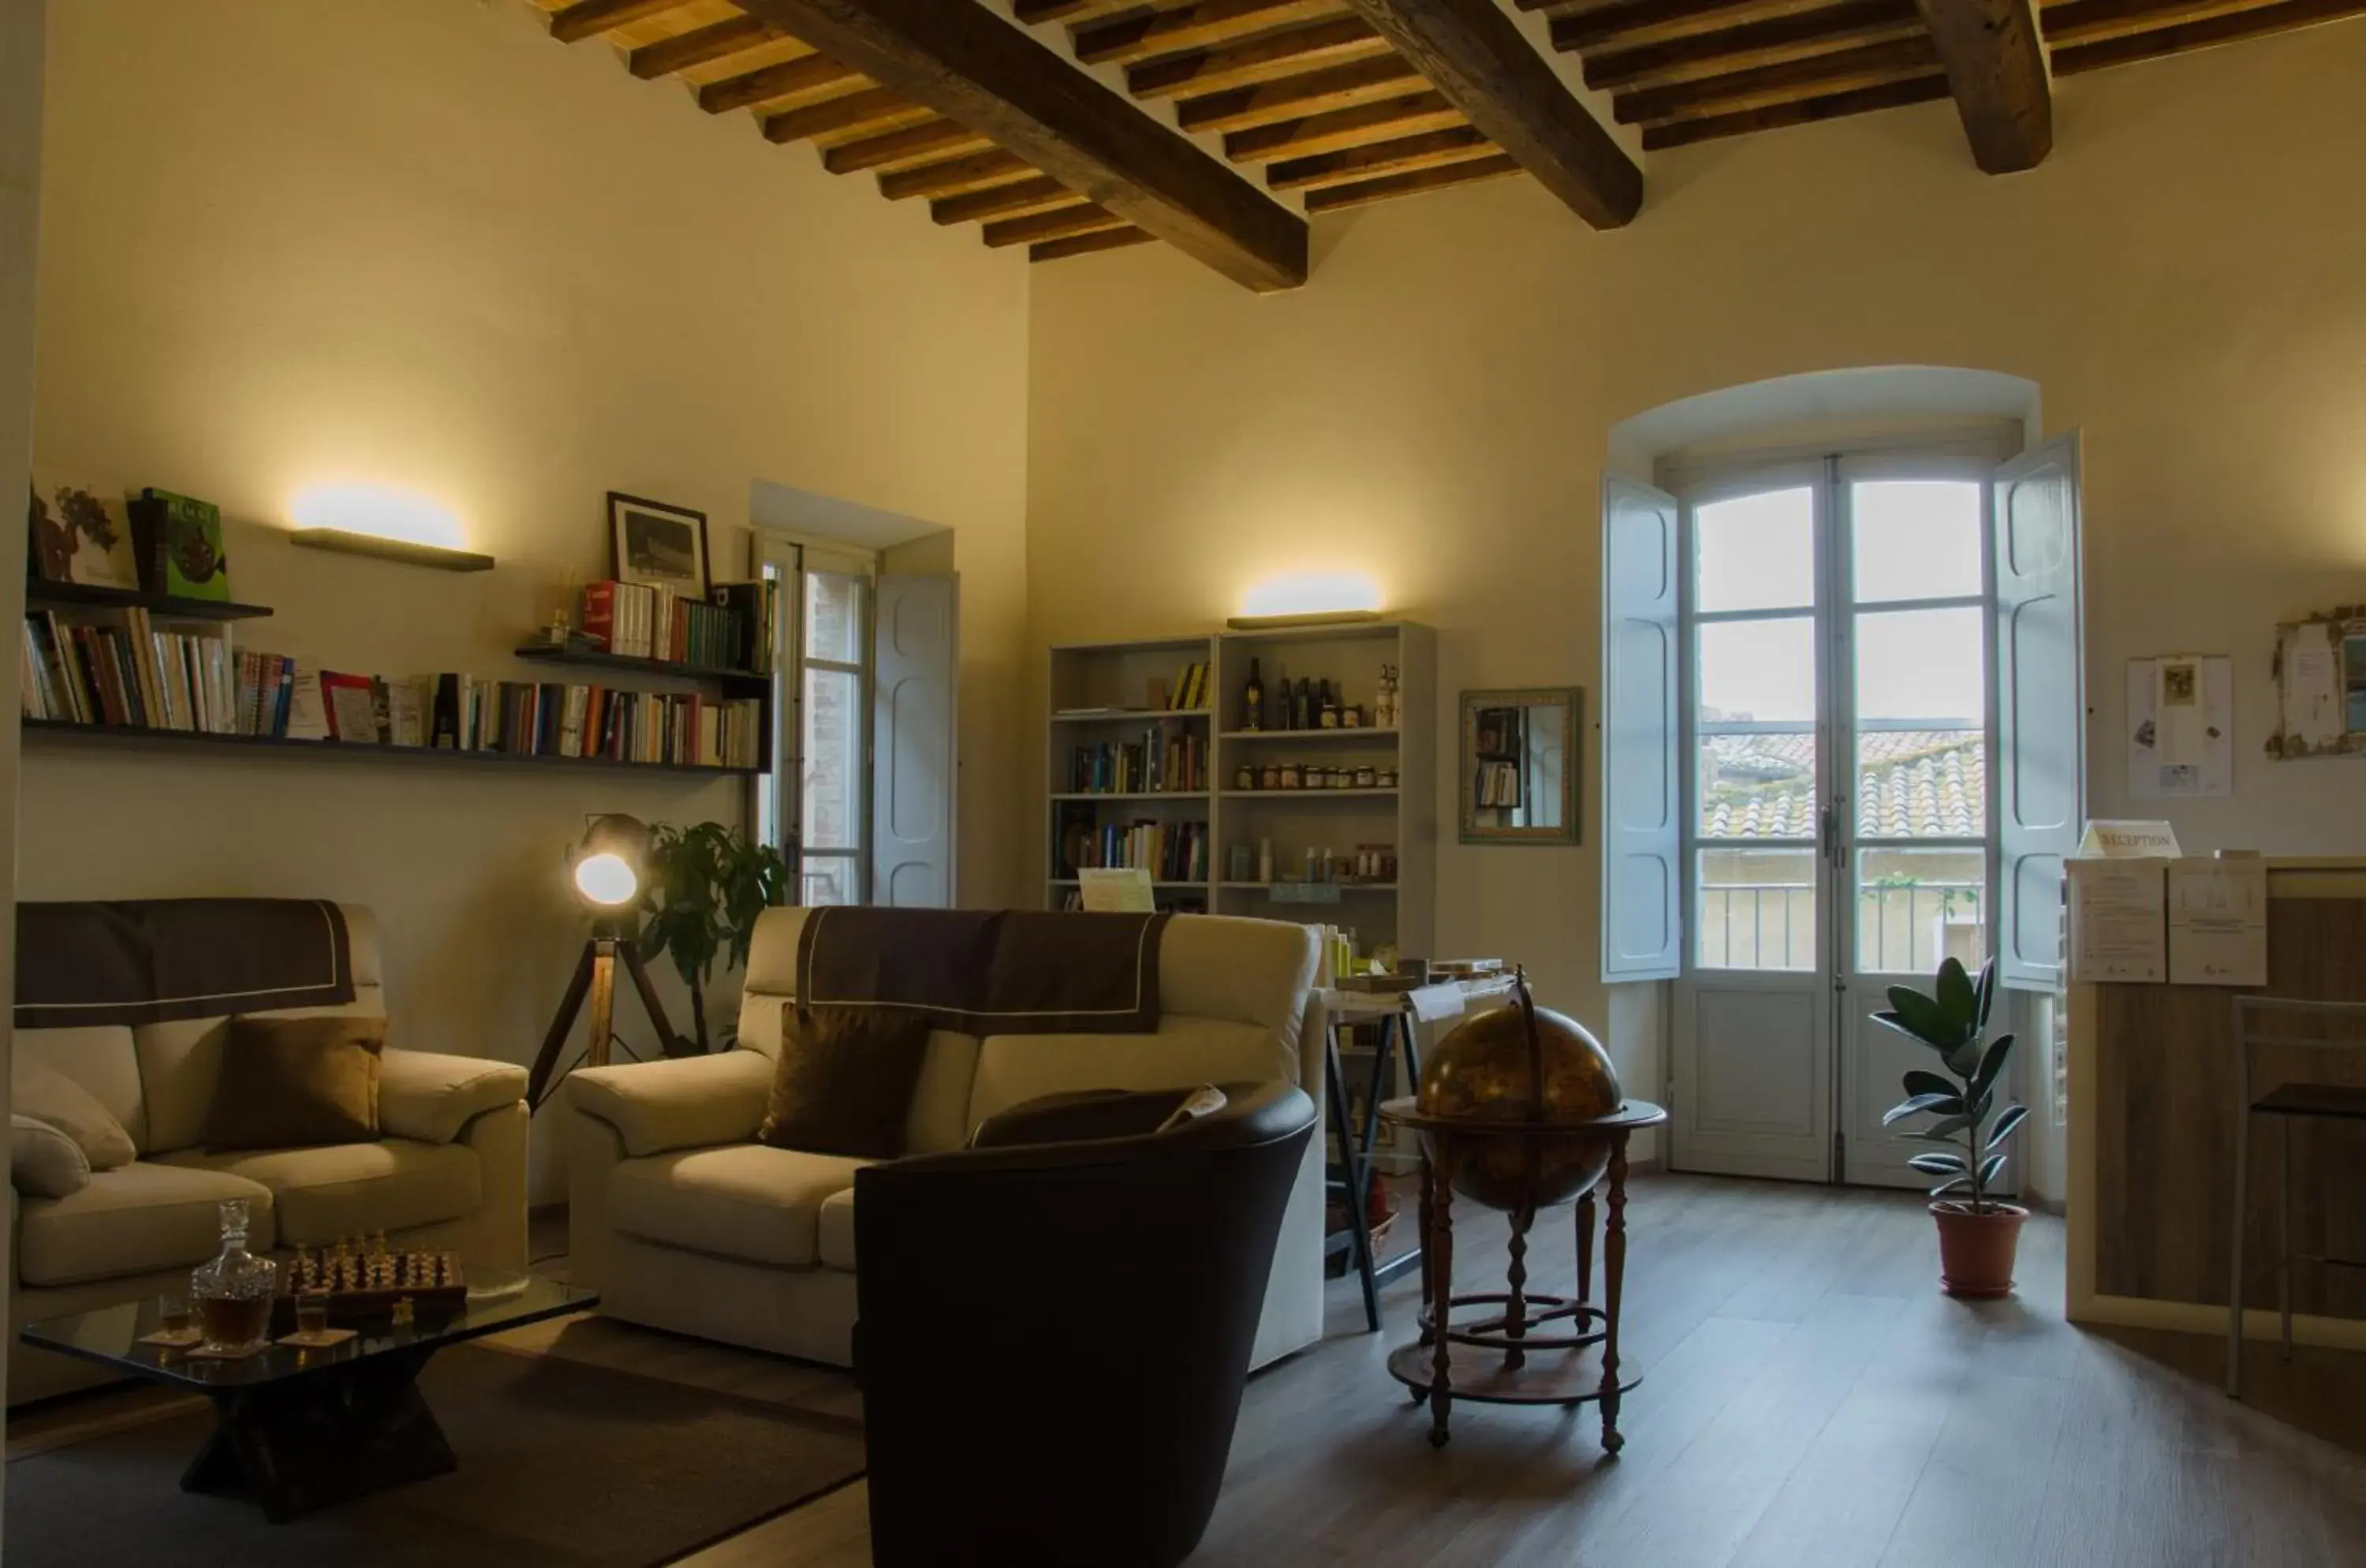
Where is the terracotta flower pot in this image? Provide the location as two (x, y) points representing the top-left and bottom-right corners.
(1931, 1200), (2027, 1298)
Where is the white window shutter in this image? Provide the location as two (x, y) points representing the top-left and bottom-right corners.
(871, 574), (959, 908)
(1602, 477), (1683, 982)
(1992, 433), (2084, 991)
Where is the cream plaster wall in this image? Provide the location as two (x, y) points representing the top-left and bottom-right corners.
(1026, 24), (2366, 1123)
(26, 0), (1030, 1197)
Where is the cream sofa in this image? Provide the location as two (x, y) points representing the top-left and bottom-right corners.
(9, 904), (529, 1405)
(565, 909), (1324, 1370)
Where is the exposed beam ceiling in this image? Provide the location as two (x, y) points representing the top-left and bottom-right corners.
(1914, 0), (2053, 171)
(730, 0), (1308, 290)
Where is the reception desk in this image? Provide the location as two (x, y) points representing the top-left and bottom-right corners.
(2067, 857), (2366, 1349)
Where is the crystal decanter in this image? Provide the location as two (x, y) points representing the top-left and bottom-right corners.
(190, 1198), (279, 1353)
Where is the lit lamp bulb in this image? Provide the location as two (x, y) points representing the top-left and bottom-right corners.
(573, 852), (638, 906)
(567, 814), (651, 913)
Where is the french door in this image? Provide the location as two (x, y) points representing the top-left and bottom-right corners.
(1670, 451), (1998, 1188)
(754, 538), (875, 907)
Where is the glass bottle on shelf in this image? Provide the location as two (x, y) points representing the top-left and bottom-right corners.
(191, 1198), (279, 1353)
(1318, 680), (1340, 729)
(1241, 658), (1264, 732)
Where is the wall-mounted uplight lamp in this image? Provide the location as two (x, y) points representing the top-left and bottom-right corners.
(288, 481), (495, 572)
(1227, 569), (1386, 630)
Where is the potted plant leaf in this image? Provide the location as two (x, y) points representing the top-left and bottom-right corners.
(1875, 955), (2029, 1297)
(639, 821), (790, 1056)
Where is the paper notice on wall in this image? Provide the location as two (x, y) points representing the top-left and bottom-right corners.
(2126, 657), (2231, 799)
(2066, 857), (2167, 983)
(2277, 622), (2345, 753)
(2166, 857), (2268, 987)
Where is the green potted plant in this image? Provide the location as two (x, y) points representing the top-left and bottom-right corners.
(638, 821), (790, 1055)
(1875, 955), (2030, 1297)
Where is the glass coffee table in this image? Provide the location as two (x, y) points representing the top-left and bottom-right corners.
(20, 1274), (597, 1522)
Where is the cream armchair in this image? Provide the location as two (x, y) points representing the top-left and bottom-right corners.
(566, 909), (1325, 1369)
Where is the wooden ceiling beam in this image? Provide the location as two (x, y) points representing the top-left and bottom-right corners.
(1267, 124), (1498, 189)
(2043, 0), (2291, 44)
(1343, 0), (1641, 228)
(629, 15), (787, 78)
(1913, 0), (2052, 172)
(1015, 0), (1129, 22)
(1222, 89), (1466, 160)
(761, 86), (928, 144)
(824, 117), (995, 174)
(1177, 54), (1427, 133)
(549, 0), (692, 45)
(1547, 0), (1804, 51)
(1077, 1), (1348, 66)
(932, 174), (1077, 225)
(2051, 0), (2366, 67)
(1584, 0), (1924, 91)
(878, 148), (1040, 200)
(983, 203), (1132, 247)
(1640, 71), (1946, 145)
(1303, 150), (1522, 211)
(1031, 226), (1159, 263)
(733, 0), (1307, 292)
(1616, 34), (1939, 122)
(700, 54), (863, 114)
(1130, 18), (1396, 99)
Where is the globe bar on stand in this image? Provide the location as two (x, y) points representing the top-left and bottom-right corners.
(1378, 973), (1667, 1452)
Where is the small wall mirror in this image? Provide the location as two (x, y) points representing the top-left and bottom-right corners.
(1460, 688), (1581, 846)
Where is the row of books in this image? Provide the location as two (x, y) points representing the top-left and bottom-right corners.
(431, 679), (763, 769)
(581, 580), (770, 670)
(1065, 728), (1209, 794)
(21, 609), (244, 733)
(1058, 817), (1211, 883)
(1162, 660), (1211, 712)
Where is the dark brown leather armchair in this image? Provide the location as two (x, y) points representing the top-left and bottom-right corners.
(853, 1081), (1317, 1568)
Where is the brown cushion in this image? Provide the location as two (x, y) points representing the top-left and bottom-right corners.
(759, 1005), (931, 1160)
(205, 1014), (386, 1151)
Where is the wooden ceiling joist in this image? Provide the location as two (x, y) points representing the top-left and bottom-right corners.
(1175, 53), (1427, 133)
(733, 0), (1307, 291)
(1222, 88), (1466, 159)
(1541, 0), (1797, 53)
(877, 148), (1038, 200)
(1616, 34), (1939, 122)
(629, 14), (785, 77)
(549, 0), (692, 45)
(2050, 0), (2366, 70)
(1584, 0), (1926, 91)
(1913, 0), (2052, 170)
(2039, 0), (2284, 46)
(1344, 0), (1642, 227)
(761, 85), (928, 144)
(1013, 0), (1124, 23)
(932, 174), (1077, 225)
(1302, 149), (1522, 210)
(699, 53), (861, 113)
(1029, 226), (1159, 263)
(1129, 17), (1398, 99)
(983, 203), (1132, 247)
(1266, 123), (1496, 188)
(823, 117), (994, 174)
(1076, 1), (1350, 67)
(1640, 70), (1947, 145)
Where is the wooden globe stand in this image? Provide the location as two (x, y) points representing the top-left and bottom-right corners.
(1378, 1098), (1668, 1454)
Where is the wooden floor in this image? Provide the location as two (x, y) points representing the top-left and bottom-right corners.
(16, 1175), (2363, 1566)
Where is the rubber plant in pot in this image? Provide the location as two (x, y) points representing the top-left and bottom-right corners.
(639, 821), (790, 1056)
(1876, 955), (2030, 1298)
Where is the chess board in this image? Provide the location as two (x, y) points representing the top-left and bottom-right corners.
(275, 1234), (470, 1325)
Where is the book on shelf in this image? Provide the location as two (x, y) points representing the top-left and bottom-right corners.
(1051, 805), (1209, 883)
(578, 578), (767, 670)
(1169, 659), (1208, 712)
(20, 607), (242, 734)
(1066, 723), (1208, 794)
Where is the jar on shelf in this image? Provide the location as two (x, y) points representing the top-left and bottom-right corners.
(1377, 767), (1399, 789)
(1233, 764), (1256, 791)
(1354, 765), (1377, 788)
(1261, 763), (1282, 790)
(1279, 763), (1303, 790)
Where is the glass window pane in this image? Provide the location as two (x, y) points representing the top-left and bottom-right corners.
(1857, 728), (1985, 838)
(804, 572), (864, 665)
(1697, 730), (1816, 839)
(1696, 487), (1814, 614)
(1853, 607), (1983, 723)
(800, 856), (859, 908)
(1857, 846), (1987, 974)
(801, 666), (862, 852)
(1700, 618), (1816, 724)
(1853, 480), (1982, 603)
(1697, 848), (1816, 970)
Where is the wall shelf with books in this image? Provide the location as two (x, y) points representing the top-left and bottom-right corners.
(21, 719), (760, 778)
(512, 644), (770, 697)
(25, 581), (273, 622)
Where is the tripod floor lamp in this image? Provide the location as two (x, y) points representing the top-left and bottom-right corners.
(526, 814), (684, 1112)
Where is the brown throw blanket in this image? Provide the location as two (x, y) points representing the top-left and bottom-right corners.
(795, 907), (1171, 1036)
(15, 898), (356, 1029)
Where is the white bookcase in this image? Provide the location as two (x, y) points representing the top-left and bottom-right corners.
(1045, 622), (1435, 969)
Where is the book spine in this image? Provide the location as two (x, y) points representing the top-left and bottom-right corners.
(582, 582), (618, 652)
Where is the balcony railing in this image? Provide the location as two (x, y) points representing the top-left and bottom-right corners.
(1699, 880), (1983, 973)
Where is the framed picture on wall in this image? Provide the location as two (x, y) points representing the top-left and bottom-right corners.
(607, 491), (709, 597)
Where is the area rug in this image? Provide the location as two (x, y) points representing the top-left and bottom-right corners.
(5, 1344), (867, 1567)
